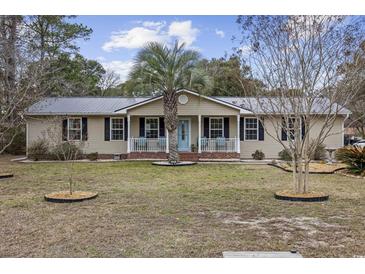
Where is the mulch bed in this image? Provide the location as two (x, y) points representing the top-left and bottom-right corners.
(268, 163), (345, 174)
(274, 190), (329, 202)
(152, 161), (197, 166)
(44, 191), (98, 203)
(335, 169), (365, 179)
(0, 173), (14, 179)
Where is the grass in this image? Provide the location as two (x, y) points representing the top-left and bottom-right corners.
(0, 155), (364, 257)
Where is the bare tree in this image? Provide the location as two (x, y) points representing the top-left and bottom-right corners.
(44, 116), (85, 195)
(236, 16), (364, 194)
(0, 16), (50, 155)
(97, 70), (120, 96)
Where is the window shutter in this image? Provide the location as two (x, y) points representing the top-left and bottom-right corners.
(301, 117), (306, 140)
(281, 117), (287, 141)
(104, 117), (110, 141)
(159, 117), (165, 137)
(203, 117), (209, 138)
(224, 117), (229, 138)
(240, 117), (244, 141)
(62, 119), (68, 141)
(258, 118), (264, 141)
(124, 117), (128, 141)
(139, 117), (145, 137)
(82, 117), (88, 141)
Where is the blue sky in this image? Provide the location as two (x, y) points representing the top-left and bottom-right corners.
(74, 16), (240, 82)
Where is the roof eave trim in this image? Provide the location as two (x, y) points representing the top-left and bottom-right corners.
(116, 89), (243, 113)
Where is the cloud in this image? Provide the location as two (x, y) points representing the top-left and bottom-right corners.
(102, 27), (168, 51)
(102, 20), (199, 51)
(100, 60), (134, 82)
(215, 29), (225, 38)
(168, 21), (199, 47)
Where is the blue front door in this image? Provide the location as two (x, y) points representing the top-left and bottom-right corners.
(178, 119), (190, 151)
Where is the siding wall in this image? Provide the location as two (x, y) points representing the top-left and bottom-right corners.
(27, 116), (127, 154)
(239, 116), (345, 159)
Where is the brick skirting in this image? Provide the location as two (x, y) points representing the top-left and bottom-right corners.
(128, 152), (240, 161)
(128, 152), (168, 159)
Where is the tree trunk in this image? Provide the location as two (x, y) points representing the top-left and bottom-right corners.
(163, 89), (179, 163)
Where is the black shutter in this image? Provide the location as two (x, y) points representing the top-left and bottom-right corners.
(62, 119), (68, 141)
(301, 117), (306, 140)
(203, 117), (209, 138)
(124, 117), (128, 141)
(258, 118), (264, 141)
(224, 117), (229, 138)
(82, 117), (88, 141)
(104, 117), (110, 141)
(159, 117), (165, 137)
(240, 117), (244, 141)
(281, 117), (287, 141)
(139, 117), (145, 137)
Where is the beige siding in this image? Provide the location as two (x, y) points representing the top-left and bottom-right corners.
(27, 116), (127, 155)
(128, 91), (240, 116)
(240, 116), (345, 159)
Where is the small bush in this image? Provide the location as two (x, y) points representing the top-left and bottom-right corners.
(87, 152), (98, 161)
(336, 146), (365, 175)
(311, 142), (327, 160)
(252, 150), (265, 160)
(28, 139), (50, 161)
(5, 130), (26, 155)
(52, 142), (82, 161)
(278, 149), (292, 161)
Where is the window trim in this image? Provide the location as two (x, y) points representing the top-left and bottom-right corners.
(110, 117), (125, 141)
(208, 117), (224, 139)
(145, 116), (160, 139)
(244, 117), (258, 141)
(67, 117), (82, 141)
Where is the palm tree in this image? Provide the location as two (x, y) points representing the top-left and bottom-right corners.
(130, 41), (205, 163)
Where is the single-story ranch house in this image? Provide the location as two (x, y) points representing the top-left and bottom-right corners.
(25, 89), (349, 161)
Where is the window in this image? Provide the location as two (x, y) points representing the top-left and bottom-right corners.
(111, 118), (124, 140)
(245, 118), (258, 140)
(209, 117), (223, 138)
(68, 118), (81, 141)
(282, 117), (300, 140)
(145, 117), (159, 138)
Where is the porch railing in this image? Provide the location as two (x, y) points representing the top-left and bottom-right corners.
(130, 137), (166, 152)
(200, 137), (237, 152)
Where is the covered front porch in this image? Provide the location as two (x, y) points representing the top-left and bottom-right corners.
(126, 115), (241, 159)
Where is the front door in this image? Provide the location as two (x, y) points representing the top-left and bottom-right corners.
(178, 119), (190, 151)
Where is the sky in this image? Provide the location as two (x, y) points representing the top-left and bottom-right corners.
(73, 16), (240, 82)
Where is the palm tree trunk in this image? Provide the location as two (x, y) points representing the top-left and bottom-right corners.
(163, 90), (179, 163)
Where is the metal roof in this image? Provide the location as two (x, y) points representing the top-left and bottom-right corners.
(214, 97), (351, 115)
(25, 94), (350, 116)
(26, 97), (151, 115)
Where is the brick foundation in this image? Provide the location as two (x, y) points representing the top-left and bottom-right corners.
(128, 152), (168, 159)
(199, 152), (240, 159)
(128, 151), (240, 161)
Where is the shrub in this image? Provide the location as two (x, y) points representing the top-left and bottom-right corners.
(278, 149), (292, 161)
(336, 146), (365, 175)
(28, 139), (50, 161)
(5, 129), (26, 155)
(252, 150), (265, 160)
(87, 152), (98, 161)
(311, 142), (327, 160)
(52, 142), (82, 161)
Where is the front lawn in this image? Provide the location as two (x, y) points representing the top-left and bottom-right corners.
(0, 156), (364, 257)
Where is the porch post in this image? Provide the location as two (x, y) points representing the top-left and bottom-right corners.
(236, 114), (240, 154)
(198, 115), (201, 153)
(127, 114), (131, 153)
(166, 129), (169, 153)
